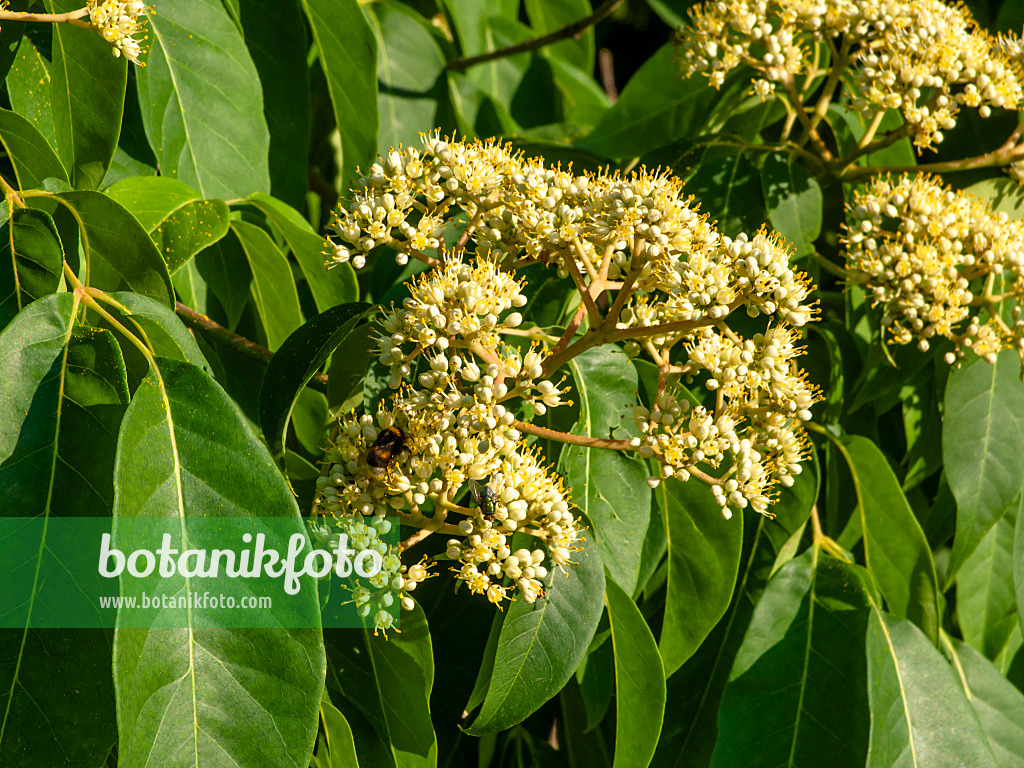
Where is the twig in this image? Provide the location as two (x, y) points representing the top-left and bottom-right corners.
(514, 420), (632, 451)
(447, 0), (624, 72)
(599, 49), (618, 103)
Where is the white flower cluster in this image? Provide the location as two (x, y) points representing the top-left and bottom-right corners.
(843, 174), (1024, 369)
(88, 0), (148, 65)
(677, 0), (1024, 149)
(320, 132), (821, 603)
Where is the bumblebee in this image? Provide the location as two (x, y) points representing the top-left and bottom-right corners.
(469, 478), (497, 519)
(365, 425), (409, 477)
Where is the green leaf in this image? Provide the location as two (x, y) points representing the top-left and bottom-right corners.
(107, 176), (230, 272)
(965, 177), (1024, 219)
(0, 107), (69, 189)
(112, 357), (325, 768)
(59, 190), (175, 308)
(865, 607), (998, 768)
(301, 0), (378, 190)
(317, 700), (361, 768)
(547, 57), (611, 129)
(524, 0), (594, 72)
(246, 192), (358, 313)
(136, 0), (271, 198)
(0, 296), (124, 765)
(239, 0), (311, 211)
(657, 476), (743, 678)
(578, 45), (737, 160)
(368, 3), (447, 157)
(0, 208), (64, 330)
(6, 35), (56, 150)
(950, 638), (1024, 768)
(466, 530), (606, 734)
(231, 219), (303, 350)
(364, 603), (437, 768)
(195, 228), (252, 330)
(760, 153), (822, 257)
(562, 346), (650, 594)
(46, 0), (127, 189)
(945, 351), (1024, 587)
(605, 577), (665, 768)
(104, 291), (210, 371)
(711, 549), (872, 768)
(259, 302), (370, 463)
(959, 498), (1019, 661)
(685, 152), (766, 238)
(835, 435), (940, 643)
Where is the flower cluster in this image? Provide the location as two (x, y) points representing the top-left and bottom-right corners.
(843, 174), (1024, 370)
(676, 0), (1024, 149)
(318, 132), (820, 616)
(88, 0), (148, 65)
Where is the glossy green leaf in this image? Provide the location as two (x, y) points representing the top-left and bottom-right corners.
(710, 549), (872, 768)
(836, 435), (940, 643)
(247, 192), (358, 312)
(657, 472), (743, 678)
(524, 0), (594, 72)
(59, 190), (175, 308)
(240, 0), (311, 210)
(466, 530), (605, 734)
(259, 302), (370, 463)
(364, 603), (437, 768)
(107, 176), (230, 272)
(578, 45), (734, 160)
(959, 498), (1019, 661)
(865, 607), (997, 768)
(562, 346), (650, 594)
(547, 56), (611, 129)
(0, 295), (124, 766)
(965, 178), (1024, 219)
(950, 638), (1024, 768)
(0, 107), (69, 189)
(368, 3), (447, 156)
(945, 350), (1024, 587)
(112, 357), (325, 768)
(0, 208), (64, 330)
(301, 0), (378, 190)
(46, 0), (127, 189)
(231, 219), (303, 350)
(6, 35), (56, 150)
(761, 153), (822, 257)
(136, 0), (271, 198)
(606, 577), (665, 768)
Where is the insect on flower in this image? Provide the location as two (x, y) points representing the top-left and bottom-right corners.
(468, 478), (497, 519)
(366, 425), (409, 477)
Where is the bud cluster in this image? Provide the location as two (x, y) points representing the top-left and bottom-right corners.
(677, 0), (1024, 149)
(843, 174), (1024, 369)
(88, 0), (148, 64)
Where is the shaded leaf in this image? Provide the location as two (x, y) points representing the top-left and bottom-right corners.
(259, 302), (370, 463)
(951, 638), (1024, 768)
(0, 207), (64, 330)
(0, 107), (68, 189)
(231, 219), (303, 350)
(761, 153), (822, 257)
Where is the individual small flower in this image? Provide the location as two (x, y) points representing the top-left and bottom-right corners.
(843, 173), (1024, 372)
(88, 0), (149, 65)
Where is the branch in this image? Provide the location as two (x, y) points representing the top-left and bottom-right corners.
(446, 0), (624, 72)
(175, 302), (329, 393)
(514, 419), (632, 451)
(0, 7), (90, 22)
